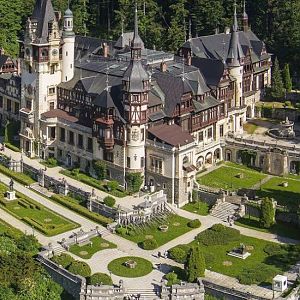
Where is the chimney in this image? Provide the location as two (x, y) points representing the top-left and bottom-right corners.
(225, 27), (230, 34)
(103, 43), (109, 58)
(160, 61), (167, 72)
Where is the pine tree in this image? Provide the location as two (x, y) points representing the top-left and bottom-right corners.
(72, 0), (89, 36)
(185, 246), (205, 283)
(282, 63), (292, 93)
(260, 197), (275, 229)
(271, 58), (285, 99)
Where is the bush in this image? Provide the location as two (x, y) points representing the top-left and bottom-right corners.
(107, 180), (119, 191)
(51, 195), (112, 226)
(89, 273), (113, 285)
(115, 226), (128, 236)
(196, 224), (240, 246)
(71, 168), (80, 178)
(126, 173), (143, 193)
(260, 197), (275, 229)
(52, 253), (75, 268)
(141, 238), (158, 250)
(68, 261), (91, 278)
(17, 234), (39, 253)
(93, 160), (107, 180)
(187, 219), (201, 228)
(5, 143), (20, 152)
(263, 243), (285, 256)
(103, 196), (116, 207)
(169, 245), (190, 264)
(165, 272), (180, 286)
(0, 164), (35, 186)
(186, 246), (206, 283)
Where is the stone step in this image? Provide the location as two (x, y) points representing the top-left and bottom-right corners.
(125, 289), (159, 300)
(210, 202), (239, 221)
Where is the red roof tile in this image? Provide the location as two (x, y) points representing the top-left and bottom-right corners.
(41, 109), (78, 123)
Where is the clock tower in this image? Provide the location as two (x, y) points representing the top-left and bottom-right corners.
(20, 0), (62, 156)
(122, 4), (149, 171)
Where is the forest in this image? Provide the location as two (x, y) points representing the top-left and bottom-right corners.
(1, 0), (300, 74)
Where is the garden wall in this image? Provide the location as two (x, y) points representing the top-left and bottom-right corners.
(261, 107), (300, 122)
(197, 190), (219, 206)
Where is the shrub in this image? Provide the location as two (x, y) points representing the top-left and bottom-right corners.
(142, 238), (158, 250)
(196, 224), (240, 246)
(52, 253), (75, 268)
(169, 245), (190, 264)
(0, 164), (35, 186)
(126, 173), (143, 193)
(186, 246), (205, 283)
(260, 197), (275, 229)
(263, 244), (285, 256)
(103, 196), (116, 208)
(17, 234), (39, 253)
(5, 143), (20, 152)
(187, 219), (201, 228)
(165, 272), (180, 286)
(71, 168), (80, 178)
(68, 261), (91, 278)
(115, 226), (127, 236)
(93, 160), (107, 180)
(89, 273), (113, 285)
(45, 157), (58, 167)
(51, 195), (112, 226)
(107, 180), (119, 191)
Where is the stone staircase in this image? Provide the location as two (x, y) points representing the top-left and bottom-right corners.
(125, 288), (160, 300)
(210, 202), (239, 221)
(50, 243), (66, 255)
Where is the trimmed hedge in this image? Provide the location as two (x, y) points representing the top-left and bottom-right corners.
(68, 261), (91, 278)
(51, 194), (112, 226)
(187, 219), (201, 228)
(0, 164), (35, 186)
(141, 238), (158, 250)
(89, 273), (113, 285)
(196, 224), (240, 246)
(169, 244), (190, 264)
(51, 253), (75, 268)
(5, 143), (20, 152)
(103, 196), (115, 207)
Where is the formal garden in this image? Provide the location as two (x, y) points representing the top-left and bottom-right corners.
(69, 236), (117, 259)
(107, 256), (153, 278)
(197, 162), (267, 191)
(116, 214), (197, 249)
(0, 183), (79, 236)
(169, 224), (300, 285)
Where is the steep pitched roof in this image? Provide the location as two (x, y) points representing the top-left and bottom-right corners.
(31, 0), (56, 43)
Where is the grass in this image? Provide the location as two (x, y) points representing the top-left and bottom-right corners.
(108, 256), (153, 277)
(117, 215), (193, 248)
(257, 177), (300, 208)
(0, 183), (79, 236)
(69, 236), (117, 259)
(235, 216), (300, 241)
(243, 122), (258, 134)
(0, 164), (36, 186)
(60, 169), (128, 198)
(182, 201), (210, 216)
(197, 162), (266, 191)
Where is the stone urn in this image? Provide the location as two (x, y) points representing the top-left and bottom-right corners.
(124, 260), (137, 269)
(159, 225), (169, 232)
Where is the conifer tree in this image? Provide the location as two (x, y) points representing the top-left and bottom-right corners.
(260, 197), (275, 229)
(185, 246), (205, 283)
(282, 63), (292, 93)
(271, 58), (285, 99)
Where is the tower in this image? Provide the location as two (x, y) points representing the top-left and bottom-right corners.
(242, 0), (249, 32)
(226, 2), (245, 133)
(20, 0), (62, 156)
(122, 3), (149, 171)
(62, 5), (75, 82)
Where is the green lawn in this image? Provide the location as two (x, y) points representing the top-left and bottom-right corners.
(108, 256), (153, 277)
(117, 215), (193, 248)
(235, 216), (300, 241)
(198, 163), (266, 191)
(243, 122), (258, 134)
(60, 169), (128, 198)
(257, 177), (300, 208)
(69, 236), (117, 259)
(182, 201), (210, 216)
(0, 184), (79, 236)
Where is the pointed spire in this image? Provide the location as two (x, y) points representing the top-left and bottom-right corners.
(242, 0), (249, 32)
(188, 18), (192, 40)
(134, 2), (139, 39)
(121, 18), (124, 36)
(233, 1), (238, 32)
(131, 2), (144, 59)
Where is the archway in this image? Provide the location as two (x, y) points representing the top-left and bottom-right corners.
(246, 106), (252, 119)
(290, 161), (300, 174)
(214, 148), (221, 161)
(205, 152), (212, 165)
(225, 150), (232, 162)
(196, 156), (204, 169)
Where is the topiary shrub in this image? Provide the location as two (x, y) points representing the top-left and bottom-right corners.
(260, 197), (275, 229)
(141, 238), (158, 250)
(169, 245), (190, 264)
(196, 224), (240, 246)
(68, 261), (91, 278)
(103, 196), (116, 207)
(187, 219), (201, 228)
(89, 273), (113, 285)
(51, 253), (75, 268)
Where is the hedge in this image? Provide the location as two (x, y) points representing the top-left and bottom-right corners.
(89, 273), (113, 285)
(51, 194), (112, 226)
(68, 261), (91, 278)
(5, 143), (20, 152)
(51, 253), (75, 268)
(141, 238), (158, 250)
(169, 244), (190, 264)
(187, 219), (201, 228)
(0, 164), (35, 186)
(103, 196), (115, 207)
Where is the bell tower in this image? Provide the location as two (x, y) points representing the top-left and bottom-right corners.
(122, 3), (149, 171)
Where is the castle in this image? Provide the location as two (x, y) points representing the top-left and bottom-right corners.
(0, 0), (271, 206)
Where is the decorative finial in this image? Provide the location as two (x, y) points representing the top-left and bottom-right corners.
(134, 1), (138, 38)
(182, 57), (185, 81)
(106, 63), (110, 91)
(121, 18), (124, 36)
(233, 1), (238, 32)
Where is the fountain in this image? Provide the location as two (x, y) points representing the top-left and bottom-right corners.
(267, 117), (296, 140)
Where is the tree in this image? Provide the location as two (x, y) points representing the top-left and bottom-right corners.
(126, 173), (143, 193)
(165, 272), (180, 286)
(103, 196), (116, 207)
(93, 160), (107, 180)
(185, 246), (205, 282)
(107, 180), (119, 192)
(282, 64), (292, 93)
(271, 58), (285, 99)
(260, 197), (275, 229)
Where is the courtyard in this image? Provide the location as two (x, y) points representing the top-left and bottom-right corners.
(197, 162), (267, 191)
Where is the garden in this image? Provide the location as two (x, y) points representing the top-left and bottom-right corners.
(116, 214), (195, 249)
(197, 162), (267, 191)
(107, 256), (153, 278)
(182, 201), (210, 216)
(257, 177), (300, 208)
(69, 236), (117, 259)
(0, 183), (79, 236)
(169, 224), (300, 285)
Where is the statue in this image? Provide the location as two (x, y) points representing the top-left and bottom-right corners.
(9, 179), (14, 191)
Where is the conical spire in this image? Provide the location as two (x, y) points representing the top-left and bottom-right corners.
(130, 2), (144, 59)
(226, 1), (244, 67)
(242, 0), (249, 32)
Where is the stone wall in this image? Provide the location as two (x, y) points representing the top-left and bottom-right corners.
(197, 190), (219, 206)
(261, 107), (300, 122)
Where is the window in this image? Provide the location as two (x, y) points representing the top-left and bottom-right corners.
(14, 102), (19, 114)
(150, 157), (162, 174)
(87, 137), (93, 152)
(60, 127), (65, 142)
(220, 125), (224, 137)
(50, 102), (54, 110)
(49, 87), (55, 95)
(50, 65), (55, 74)
(58, 149), (62, 157)
(141, 128), (144, 141)
(7, 99), (11, 112)
(69, 131), (74, 145)
(207, 128), (213, 139)
(127, 157), (131, 168)
(78, 134), (83, 148)
(198, 131), (203, 142)
(49, 127), (55, 140)
(141, 157), (144, 168)
(0, 96), (3, 108)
